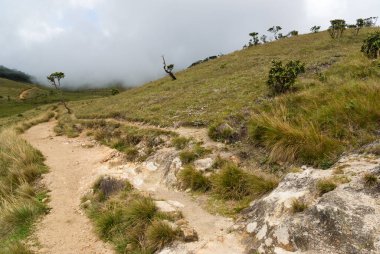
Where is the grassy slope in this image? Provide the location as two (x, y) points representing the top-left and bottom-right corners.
(0, 78), (114, 118)
(0, 129), (49, 253)
(73, 28), (380, 167)
(73, 29), (375, 125)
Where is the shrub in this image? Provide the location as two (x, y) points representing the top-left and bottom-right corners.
(178, 166), (211, 192)
(212, 164), (277, 200)
(363, 173), (378, 187)
(317, 179), (337, 195)
(291, 199), (308, 213)
(171, 136), (190, 150)
(328, 19), (346, 39)
(267, 60), (305, 95)
(361, 32), (380, 59)
(310, 25), (321, 33)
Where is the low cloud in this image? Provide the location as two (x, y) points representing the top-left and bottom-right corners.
(0, 0), (378, 87)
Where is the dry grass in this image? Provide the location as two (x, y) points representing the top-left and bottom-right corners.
(84, 177), (180, 254)
(66, 28), (380, 168)
(0, 129), (48, 252)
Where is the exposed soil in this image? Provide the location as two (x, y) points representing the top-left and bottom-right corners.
(23, 121), (244, 254)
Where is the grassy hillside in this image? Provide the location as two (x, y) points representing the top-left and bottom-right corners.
(72, 28), (380, 167)
(0, 78), (116, 118)
(0, 129), (49, 253)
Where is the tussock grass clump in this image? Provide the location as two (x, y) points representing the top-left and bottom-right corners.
(249, 79), (380, 167)
(291, 199), (308, 213)
(0, 129), (48, 252)
(208, 123), (239, 143)
(84, 177), (180, 254)
(212, 164), (278, 200)
(363, 173), (378, 187)
(317, 179), (337, 195)
(171, 136), (190, 150)
(146, 220), (178, 250)
(179, 144), (209, 164)
(178, 166), (211, 192)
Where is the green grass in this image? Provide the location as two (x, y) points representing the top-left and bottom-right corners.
(84, 177), (179, 253)
(0, 129), (49, 253)
(317, 179), (337, 195)
(0, 77), (116, 119)
(68, 28), (380, 167)
(179, 144), (210, 164)
(291, 199), (308, 213)
(363, 173), (378, 187)
(171, 136), (190, 150)
(211, 164), (278, 200)
(178, 166), (211, 192)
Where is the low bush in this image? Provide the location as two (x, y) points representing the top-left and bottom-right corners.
(178, 166), (211, 192)
(267, 60), (305, 95)
(361, 32), (380, 59)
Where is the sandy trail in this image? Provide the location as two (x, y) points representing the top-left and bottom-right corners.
(23, 121), (244, 254)
(23, 121), (114, 254)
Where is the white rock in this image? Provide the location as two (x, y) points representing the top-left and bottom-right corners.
(246, 222), (257, 233)
(146, 161), (158, 171)
(194, 157), (213, 171)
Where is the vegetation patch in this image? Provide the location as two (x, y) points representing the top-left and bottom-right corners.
(178, 166), (211, 192)
(171, 136), (190, 150)
(0, 129), (49, 253)
(291, 199), (308, 213)
(83, 177), (180, 254)
(208, 122), (239, 143)
(211, 164), (277, 200)
(363, 173), (378, 187)
(317, 179), (337, 195)
(179, 144), (210, 164)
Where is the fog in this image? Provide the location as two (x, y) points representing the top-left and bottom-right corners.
(0, 0), (378, 87)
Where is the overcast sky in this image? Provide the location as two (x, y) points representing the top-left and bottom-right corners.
(0, 0), (379, 87)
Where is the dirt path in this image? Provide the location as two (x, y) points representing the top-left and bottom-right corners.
(23, 121), (244, 254)
(23, 122), (114, 254)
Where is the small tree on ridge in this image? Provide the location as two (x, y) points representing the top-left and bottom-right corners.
(47, 72), (71, 114)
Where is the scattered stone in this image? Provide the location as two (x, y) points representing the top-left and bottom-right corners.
(194, 157), (214, 171)
(180, 226), (198, 242)
(146, 161), (158, 171)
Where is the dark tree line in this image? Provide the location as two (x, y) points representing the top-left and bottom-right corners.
(0, 65), (33, 83)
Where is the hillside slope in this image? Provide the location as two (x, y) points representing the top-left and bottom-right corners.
(72, 28), (380, 167)
(0, 78), (116, 119)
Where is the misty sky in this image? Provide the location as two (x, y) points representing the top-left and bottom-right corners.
(0, 0), (379, 87)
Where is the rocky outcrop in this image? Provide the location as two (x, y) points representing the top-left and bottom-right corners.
(240, 154), (380, 254)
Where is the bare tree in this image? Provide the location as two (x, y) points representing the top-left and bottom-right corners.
(162, 56), (177, 80)
(47, 72), (71, 114)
